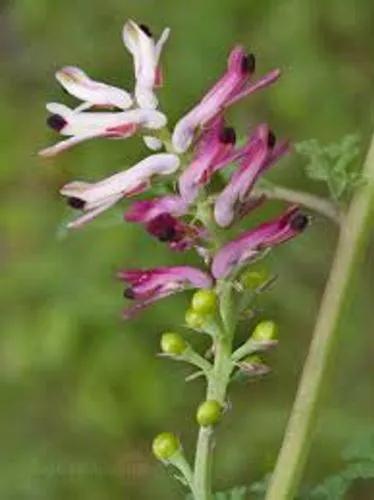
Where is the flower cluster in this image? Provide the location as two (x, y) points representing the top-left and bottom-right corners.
(40, 19), (309, 319)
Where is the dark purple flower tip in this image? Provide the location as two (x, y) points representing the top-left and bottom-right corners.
(147, 213), (179, 242)
(290, 213), (310, 232)
(47, 114), (67, 132)
(123, 287), (135, 299)
(241, 53), (256, 74)
(139, 23), (153, 37)
(67, 197), (86, 210)
(219, 126), (236, 145)
(267, 130), (276, 148)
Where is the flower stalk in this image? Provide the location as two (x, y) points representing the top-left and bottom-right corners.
(265, 132), (374, 500)
(40, 18), (341, 500)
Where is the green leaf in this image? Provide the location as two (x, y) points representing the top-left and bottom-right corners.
(295, 134), (362, 201)
(342, 431), (374, 462)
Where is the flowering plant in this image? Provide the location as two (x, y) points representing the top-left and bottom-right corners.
(39, 18), (373, 500)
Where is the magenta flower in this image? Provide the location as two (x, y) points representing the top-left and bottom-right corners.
(172, 46), (281, 153)
(211, 207), (310, 279)
(60, 154), (180, 228)
(125, 197), (202, 250)
(119, 266), (213, 318)
(39, 104), (167, 157)
(178, 117), (237, 203)
(146, 213), (204, 251)
(214, 124), (290, 227)
(125, 195), (189, 223)
(122, 20), (170, 110)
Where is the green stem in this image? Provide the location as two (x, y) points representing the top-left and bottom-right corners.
(193, 286), (235, 500)
(252, 185), (342, 225)
(265, 133), (374, 500)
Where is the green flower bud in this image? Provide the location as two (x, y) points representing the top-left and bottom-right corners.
(240, 354), (270, 376)
(251, 320), (278, 342)
(240, 266), (270, 289)
(196, 400), (222, 427)
(160, 332), (187, 355)
(152, 432), (180, 461)
(244, 354), (263, 365)
(185, 308), (204, 329)
(191, 289), (218, 315)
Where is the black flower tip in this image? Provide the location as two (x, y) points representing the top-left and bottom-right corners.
(67, 197), (86, 210)
(139, 23), (153, 37)
(47, 114), (67, 132)
(123, 287), (135, 299)
(147, 214), (179, 242)
(241, 53), (256, 74)
(219, 127), (236, 145)
(267, 130), (276, 148)
(290, 213), (310, 232)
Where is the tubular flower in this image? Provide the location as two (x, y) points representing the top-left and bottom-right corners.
(123, 20), (170, 109)
(172, 46), (281, 153)
(125, 197), (202, 250)
(146, 213), (204, 251)
(60, 154), (180, 228)
(39, 104), (167, 157)
(41, 18), (311, 328)
(214, 124), (290, 227)
(211, 207), (310, 279)
(178, 117), (238, 203)
(125, 195), (189, 223)
(118, 266), (213, 318)
(55, 66), (133, 110)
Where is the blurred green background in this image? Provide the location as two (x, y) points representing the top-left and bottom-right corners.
(1, 0), (373, 498)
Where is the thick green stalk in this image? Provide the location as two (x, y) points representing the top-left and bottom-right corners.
(265, 134), (374, 500)
(193, 285), (235, 500)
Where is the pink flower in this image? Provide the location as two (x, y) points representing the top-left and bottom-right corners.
(119, 266), (213, 318)
(55, 66), (133, 110)
(214, 124), (289, 227)
(211, 207), (310, 279)
(39, 104), (167, 157)
(146, 213), (203, 250)
(60, 154), (180, 228)
(125, 195), (188, 223)
(172, 46), (280, 153)
(125, 196), (202, 250)
(122, 20), (170, 109)
(178, 117), (237, 204)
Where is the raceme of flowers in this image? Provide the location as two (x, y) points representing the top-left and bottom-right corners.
(40, 19), (310, 318)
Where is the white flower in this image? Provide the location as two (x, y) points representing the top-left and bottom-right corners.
(123, 20), (170, 109)
(60, 153), (180, 228)
(55, 66), (133, 110)
(39, 104), (167, 157)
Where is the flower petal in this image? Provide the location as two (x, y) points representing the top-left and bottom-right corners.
(211, 207), (310, 279)
(119, 265), (213, 318)
(123, 20), (170, 109)
(60, 154), (180, 227)
(56, 66), (133, 109)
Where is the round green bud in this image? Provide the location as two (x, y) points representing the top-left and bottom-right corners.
(191, 289), (218, 315)
(196, 400), (222, 427)
(251, 320), (278, 342)
(152, 432), (180, 460)
(240, 266), (270, 289)
(160, 332), (187, 355)
(185, 308), (204, 329)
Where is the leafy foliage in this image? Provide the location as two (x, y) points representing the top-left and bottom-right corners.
(295, 135), (364, 201)
(303, 433), (374, 500)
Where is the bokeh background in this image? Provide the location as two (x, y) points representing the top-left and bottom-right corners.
(1, 0), (373, 498)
